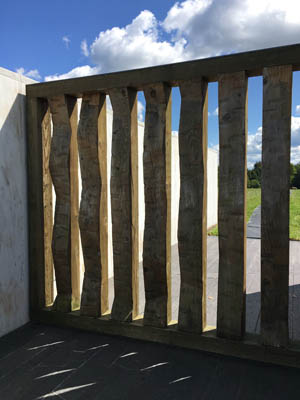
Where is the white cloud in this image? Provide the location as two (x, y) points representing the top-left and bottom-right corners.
(296, 105), (300, 115)
(16, 67), (41, 81)
(45, 65), (100, 81)
(62, 36), (71, 48)
(213, 107), (218, 116)
(162, 0), (300, 59)
(89, 10), (186, 73)
(16, 67), (25, 75)
(138, 100), (145, 122)
(26, 69), (41, 79)
(81, 40), (89, 57)
(45, 1), (300, 80)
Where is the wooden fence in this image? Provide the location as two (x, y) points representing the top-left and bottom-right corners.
(27, 43), (300, 368)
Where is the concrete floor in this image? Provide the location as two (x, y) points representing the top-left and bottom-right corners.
(1, 322), (300, 400)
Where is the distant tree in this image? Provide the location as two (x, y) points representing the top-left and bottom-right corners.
(290, 163), (296, 187)
(249, 179), (260, 188)
(292, 163), (300, 188)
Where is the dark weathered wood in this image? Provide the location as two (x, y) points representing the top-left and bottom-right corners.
(48, 95), (80, 312)
(177, 79), (208, 333)
(27, 97), (53, 309)
(78, 93), (105, 317)
(261, 65), (292, 347)
(143, 83), (172, 328)
(217, 71), (248, 340)
(32, 308), (300, 370)
(109, 88), (138, 322)
(27, 44), (300, 98)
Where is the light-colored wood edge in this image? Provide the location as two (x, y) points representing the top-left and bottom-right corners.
(98, 96), (109, 315)
(131, 96), (139, 319)
(68, 97), (81, 310)
(31, 308), (300, 370)
(166, 90), (172, 324)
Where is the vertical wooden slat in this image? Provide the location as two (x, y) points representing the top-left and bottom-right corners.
(143, 83), (172, 328)
(217, 71), (248, 340)
(261, 65), (292, 347)
(177, 79), (208, 333)
(42, 105), (54, 306)
(78, 93), (106, 317)
(109, 88), (138, 322)
(48, 95), (80, 312)
(27, 97), (53, 309)
(131, 96), (139, 320)
(99, 97), (109, 315)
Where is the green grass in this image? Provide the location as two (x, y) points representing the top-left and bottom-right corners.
(208, 188), (300, 241)
(290, 190), (300, 240)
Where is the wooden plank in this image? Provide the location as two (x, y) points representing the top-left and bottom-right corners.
(98, 98), (109, 315)
(26, 44), (300, 98)
(42, 105), (54, 306)
(143, 83), (172, 328)
(261, 65), (292, 347)
(217, 71), (248, 340)
(177, 79), (208, 333)
(27, 97), (53, 309)
(48, 95), (80, 312)
(130, 93), (139, 320)
(78, 93), (105, 317)
(32, 308), (300, 370)
(109, 88), (138, 322)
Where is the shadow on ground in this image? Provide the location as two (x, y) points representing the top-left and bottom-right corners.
(1, 322), (300, 400)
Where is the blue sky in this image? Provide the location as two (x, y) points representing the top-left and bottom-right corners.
(2, 0), (300, 167)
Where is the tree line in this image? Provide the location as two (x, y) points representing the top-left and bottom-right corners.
(248, 161), (300, 188)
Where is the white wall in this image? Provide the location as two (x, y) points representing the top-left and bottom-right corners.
(0, 67), (35, 337)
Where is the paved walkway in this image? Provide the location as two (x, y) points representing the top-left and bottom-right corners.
(1, 323), (300, 399)
(247, 205), (261, 239)
(107, 237), (300, 341)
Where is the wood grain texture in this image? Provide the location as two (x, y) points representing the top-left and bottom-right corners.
(27, 43), (300, 98)
(27, 97), (53, 309)
(42, 106), (54, 306)
(78, 93), (106, 317)
(48, 95), (80, 312)
(143, 83), (172, 328)
(177, 80), (208, 333)
(109, 88), (138, 322)
(217, 72), (248, 340)
(261, 65), (292, 347)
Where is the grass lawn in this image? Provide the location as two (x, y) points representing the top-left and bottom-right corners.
(208, 188), (300, 240)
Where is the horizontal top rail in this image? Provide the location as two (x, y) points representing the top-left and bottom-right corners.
(27, 43), (300, 98)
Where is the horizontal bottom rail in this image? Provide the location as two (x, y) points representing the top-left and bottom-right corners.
(31, 308), (300, 369)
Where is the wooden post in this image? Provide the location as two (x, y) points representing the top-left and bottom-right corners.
(48, 95), (80, 312)
(27, 97), (53, 309)
(177, 79), (208, 333)
(109, 88), (138, 322)
(78, 93), (107, 317)
(143, 83), (172, 328)
(217, 71), (248, 340)
(261, 65), (292, 347)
